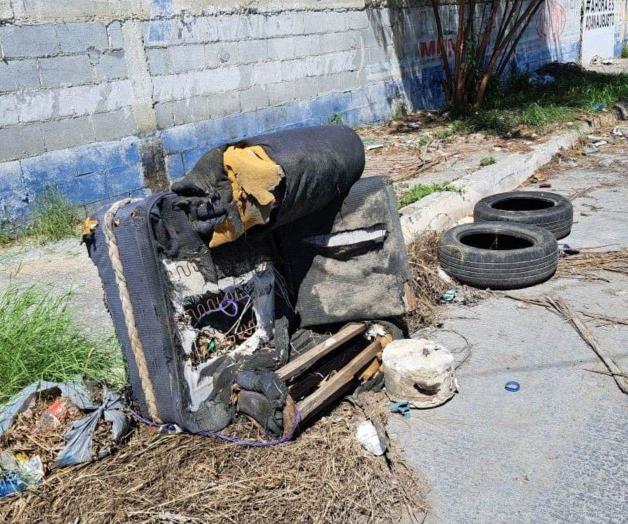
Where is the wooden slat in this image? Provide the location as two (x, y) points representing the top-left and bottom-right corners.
(276, 323), (367, 381)
(297, 337), (384, 421)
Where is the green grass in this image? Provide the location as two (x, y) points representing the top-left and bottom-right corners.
(0, 189), (81, 247)
(0, 285), (125, 404)
(398, 183), (458, 208)
(621, 45), (628, 59)
(452, 64), (628, 135)
(479, 156), (496, 167)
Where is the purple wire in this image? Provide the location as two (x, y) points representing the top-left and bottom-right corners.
(129, 409), (301, 447)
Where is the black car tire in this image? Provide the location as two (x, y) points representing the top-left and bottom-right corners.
(437, 222), (559, 289)
(473, 191), (573, 239)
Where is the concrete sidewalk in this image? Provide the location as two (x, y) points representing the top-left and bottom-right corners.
(389, 138), (628, 523)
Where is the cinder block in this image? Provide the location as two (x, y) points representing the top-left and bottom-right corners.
(41, 116), (95, 151)
(171, 97), (211, 125)
(153, 68), (240, 101)
(237, 39), (268, 65)
(318, 71), (359, 95)
(12, 90), (57, 124)
(344, 10), (369, 30)
(215, 14), (243, 42)
(169, 44), (206, 73)
(0, 24), (59, 58)
(0, 59), (40, 93)
(267, 81), (295, 106)
(92, 109), (136, 141)
(294, 35), (320, 58)
(293, 77), (319, 99)
(281, 58), (311, 82)
(0, 124), (45, 162)
(56, 80), (133, 118)
(267, 37), (296, 61)
(56, 22), (109, 53)
(146, 48), (170, 76)
(320, 33), (342, 54)
(303, 12), (337, 34)
(92, 50), (127, 81)
(107, 21), (124, 50)
(39, 55), (93, 88)
(251, 61), (282, 86)
(239, 85), (269, 112)
(155, 101), (175, 129)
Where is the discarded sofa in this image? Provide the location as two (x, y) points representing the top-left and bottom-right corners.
(85, 125), (413, 436)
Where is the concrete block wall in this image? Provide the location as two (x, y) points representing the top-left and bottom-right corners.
(0, 0), (624, 222)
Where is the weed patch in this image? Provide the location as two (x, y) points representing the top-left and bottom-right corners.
(479, 156), (496, 167)
(450, 64), (628, 135)
(0, 189), (81, 247)
(398, 183), (458, 208)
(0, 286), (124, 403)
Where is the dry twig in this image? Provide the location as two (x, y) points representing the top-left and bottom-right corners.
(0, 405), (427, 523)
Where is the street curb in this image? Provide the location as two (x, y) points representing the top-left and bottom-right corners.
(399, 127), (586, 245)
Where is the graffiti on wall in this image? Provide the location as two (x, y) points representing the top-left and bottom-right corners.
(535, 0), (567, 41)
(583, 0), (615, 30)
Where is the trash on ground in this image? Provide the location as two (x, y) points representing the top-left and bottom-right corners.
(355, 420), (386, 456)
(389, 401), (412, 417)
(440, 289), (457, 303)
(0, 452), (44, 498)
(614, 100), (627, 120)
(0, 380), (130, 482)
(528, 72), (555, 86)
(383, 339), (458, 408)
(504, 381), (521, 392)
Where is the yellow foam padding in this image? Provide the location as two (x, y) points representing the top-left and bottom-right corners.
(210, 145), (284, 248)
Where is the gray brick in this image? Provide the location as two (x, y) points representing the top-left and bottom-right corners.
(204, 42), (239, 69)
(237, 39), (268, 65)
(267, 37), (296, 61)
(146, 48), (169, 76)
(345, 11), (370, 30)
(293, 77), (319, 99)
(0, 124), (45, 162)
(294, 35), (320, 58)
(39, 55), (93, 88)
(169, 44), (205, 73)
(56, 22), (108, 53)
(172, 94), (240, 125)
(320, 33), (342, 54)
(267, 81), (295, 106)
(239, 85), (269, 112)
(0, 24), (59, 58)
(41, 116), (95, 150)
(318, 71), (359, 95)
(155, 101), (175, 129)
(107, 21), (124, 50)
(0, 59), (40, 93)
(171, 97), (211, 125)
(251, 61), (283, 86)
(92, 109), (136, 141)
(92, 50), (127, 81)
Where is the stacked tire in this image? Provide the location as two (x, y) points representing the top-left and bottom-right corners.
(437, 191), (573, 290)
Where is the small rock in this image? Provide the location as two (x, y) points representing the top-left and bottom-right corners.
(356, 421), (386, 456)
(593, 140), (608, 147)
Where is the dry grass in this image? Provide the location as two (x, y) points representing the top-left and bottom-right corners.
(405, 233), (450, 332)
(0, 404), (426, 523)
(556, 249), (628, 281)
